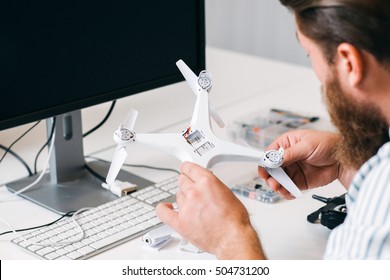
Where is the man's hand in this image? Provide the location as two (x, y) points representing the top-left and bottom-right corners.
(156, 162), (266, 259)
(258, 130), (355, 199)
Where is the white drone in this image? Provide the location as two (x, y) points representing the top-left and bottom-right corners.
(106, 60), (302, 198)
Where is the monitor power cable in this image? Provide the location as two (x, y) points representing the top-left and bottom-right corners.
(83, 100), (117, 138)
(33, 117), (56, 175)
(0, 121), (41, 174)
(0, 126), (56, 201)
(0, 210), (76, 237)
(33, 101), (116, 175)
(0, 144), (33, 177)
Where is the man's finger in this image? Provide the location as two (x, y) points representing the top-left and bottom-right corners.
(177, 173), (195, 195)
(156, 203), (179, 229)
(180, 161), (211, 181)
(175, 190), (185, 209)
(282, 141), (311, 166)
(257, 166), (270, 180)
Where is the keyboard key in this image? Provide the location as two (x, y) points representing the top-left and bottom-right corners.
(89, 226), (143, 250)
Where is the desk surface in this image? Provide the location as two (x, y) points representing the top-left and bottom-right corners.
(0, 47), (345, 259)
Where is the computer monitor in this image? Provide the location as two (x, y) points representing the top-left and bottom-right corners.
(0, 1), (205, 214)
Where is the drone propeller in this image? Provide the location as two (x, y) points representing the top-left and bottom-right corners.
(266, 167), (302, 198)
(176, 59), (201, 94)
(260, 148), (302, 198)
(106, 110), (138, 185)
(122, 109), (138, 134)
(176, 59), (225, 128)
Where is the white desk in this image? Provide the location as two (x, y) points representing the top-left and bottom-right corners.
(0, 47), (345, 259)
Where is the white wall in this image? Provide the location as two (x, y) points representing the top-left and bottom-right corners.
(205, 0), (311, 67)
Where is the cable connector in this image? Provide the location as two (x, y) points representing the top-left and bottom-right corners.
(101, 180), (137, 197)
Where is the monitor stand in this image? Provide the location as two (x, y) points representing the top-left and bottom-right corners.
(6, 110), (153, 215)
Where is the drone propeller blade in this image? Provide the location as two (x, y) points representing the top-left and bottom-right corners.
(177, 60), (225, 127)
(265, 167), (302, 198)
(123, 109), (138, 131)
(106, 146), (128, 185)
(209, 104), (225, 128)
(176, 59), (201, 95)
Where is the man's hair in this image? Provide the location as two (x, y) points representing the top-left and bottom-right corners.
(279, 0), (390, 67)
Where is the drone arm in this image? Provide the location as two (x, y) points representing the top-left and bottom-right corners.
(204, 140), (302, 198)
(190, 89), (212, 129)
(205, 140), (263, 168)
(136, 133), (193, 163)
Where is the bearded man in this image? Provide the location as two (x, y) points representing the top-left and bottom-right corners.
(156, 0), (390, 259)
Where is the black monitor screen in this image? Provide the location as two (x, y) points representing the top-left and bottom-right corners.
(0, 0), (205, 130)
(1, 0), (205, 214)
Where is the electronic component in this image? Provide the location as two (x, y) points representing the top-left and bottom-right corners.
(142, 224), (174, 249)
(229, 108), (320, 149)
(101, 180), (137, 197)
(230, 176), (280, 203)
(198, 70), (212, 91)
(262, 147), (284, 168)
(307, 194), (347, 229)
(185, 130), (204, 145)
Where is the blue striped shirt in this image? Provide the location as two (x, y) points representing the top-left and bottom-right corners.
(324, 139), (390, 259)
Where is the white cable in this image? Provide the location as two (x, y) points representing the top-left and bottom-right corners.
(0, 207), (92, 247)
(0, 128), (93, 247)
(0, 131), (56, 201)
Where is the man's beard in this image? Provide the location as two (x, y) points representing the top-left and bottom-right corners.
(323, 76), (389, 170)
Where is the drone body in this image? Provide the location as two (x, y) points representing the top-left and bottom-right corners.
(106, 60), (302, 198)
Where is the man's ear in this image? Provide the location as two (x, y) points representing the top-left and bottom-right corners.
(335, 43), (364, 87)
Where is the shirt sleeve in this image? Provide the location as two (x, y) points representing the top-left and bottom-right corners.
(324, 158), (390, 259)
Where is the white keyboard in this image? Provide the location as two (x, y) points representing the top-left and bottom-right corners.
(11, 176), (178, 260)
